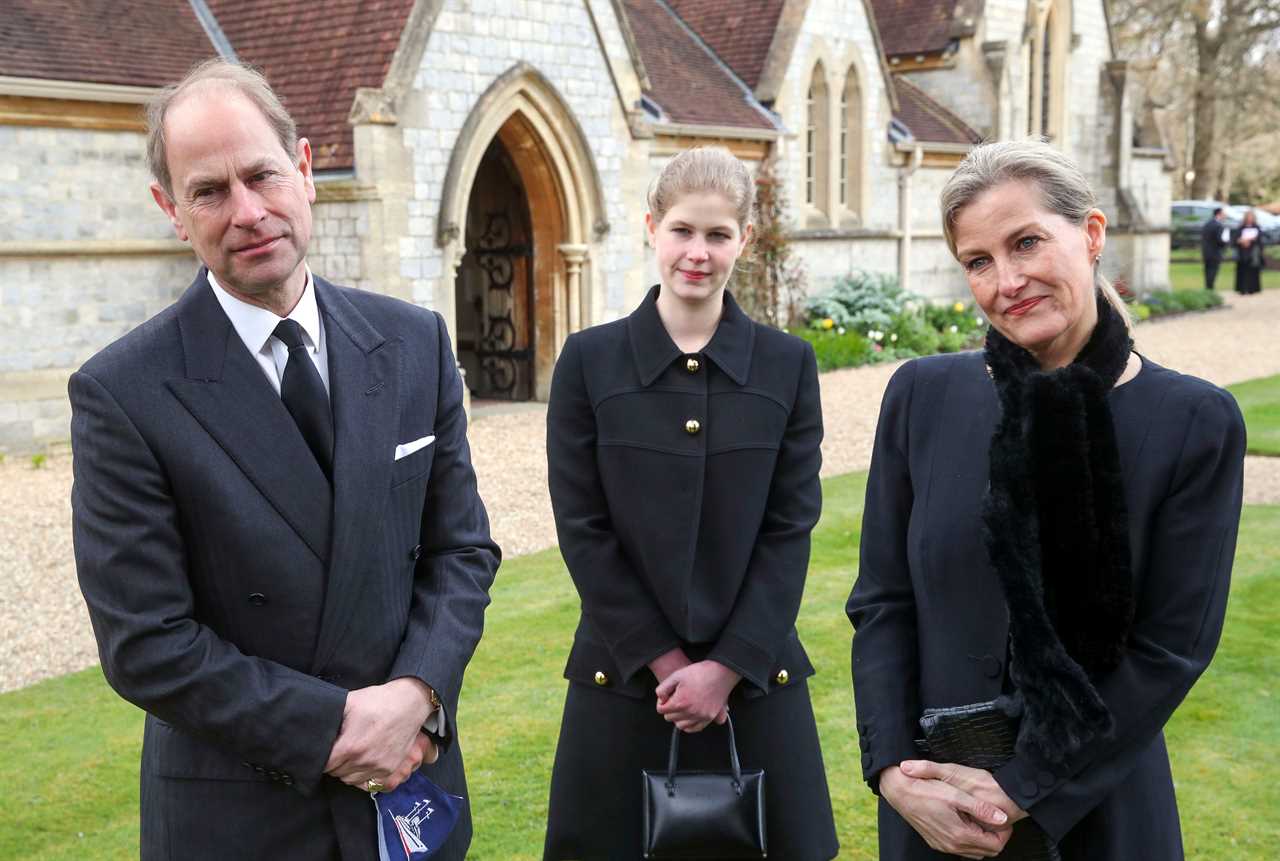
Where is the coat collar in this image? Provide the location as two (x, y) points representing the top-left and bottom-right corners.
(169, 269), (405, 670)
(174, 269), (387, 382)
(169, 271), (334, 561)
(626, 284), (755, 386)
(309, 275), (402, 673)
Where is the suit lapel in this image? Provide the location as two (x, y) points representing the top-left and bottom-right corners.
(166, 275), (333, 561)
(310, 278), (401, 672)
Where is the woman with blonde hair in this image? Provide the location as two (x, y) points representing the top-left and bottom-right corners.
(848, 139), (1244, 859)
(544, 147), (838, 859)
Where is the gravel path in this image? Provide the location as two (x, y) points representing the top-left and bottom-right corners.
(3, 289), (1279, 692)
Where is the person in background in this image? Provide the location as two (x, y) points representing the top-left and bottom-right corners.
(543, 147), (838, 860)
(1233, 208), (1266, 294)
(847, 139), (1245, 859)
(1199, 206), (1229, 290)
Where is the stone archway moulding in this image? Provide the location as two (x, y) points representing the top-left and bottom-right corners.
(438, 62), (610, 250)
(437, 62), (610, 397)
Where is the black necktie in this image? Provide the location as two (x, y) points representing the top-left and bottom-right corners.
(272, 319), (333, 477)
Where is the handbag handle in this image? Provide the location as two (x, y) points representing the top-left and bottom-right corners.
(664, 715), (744, 795)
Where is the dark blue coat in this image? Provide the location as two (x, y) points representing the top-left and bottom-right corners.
(848, 352), (1244, 859)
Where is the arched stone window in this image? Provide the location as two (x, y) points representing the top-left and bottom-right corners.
(1040, 10), (1054, 136)
(806, 62), (830, 219)
(1026, 0), (1069, 141)
(840, 64), (862, 219)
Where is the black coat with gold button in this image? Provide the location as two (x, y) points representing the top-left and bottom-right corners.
(543, 286), (838, 860)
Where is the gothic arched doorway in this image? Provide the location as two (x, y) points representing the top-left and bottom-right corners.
(455, 138), (535, 400)
(438, 63), (607, 402)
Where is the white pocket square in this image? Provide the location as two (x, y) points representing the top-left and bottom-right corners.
(394, 435), (435, 461)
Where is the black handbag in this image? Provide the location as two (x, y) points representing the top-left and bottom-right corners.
(918, 700), (1061, 861)
(641, 716), (766, 859)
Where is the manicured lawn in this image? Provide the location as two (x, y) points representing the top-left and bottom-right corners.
(1169, 248), (1280, 292)
(1, 475), (1276, 859)
(1228, 374), (1280, 456)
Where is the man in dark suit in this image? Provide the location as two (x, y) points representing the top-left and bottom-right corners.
(70, 59), (499, 859)
(1200, 206), (1229, 289)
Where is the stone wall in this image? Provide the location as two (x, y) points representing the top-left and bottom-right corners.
(396, 0), (642, 321)
(0, 122), (196, 453)
(775, 0), (897, 235)
(0, 125), (167, 243)
(308, 198), (374, 292)
(1065, 0), (1113, 195)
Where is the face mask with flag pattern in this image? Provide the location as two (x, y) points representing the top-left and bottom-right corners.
(371, 771), (464, 860)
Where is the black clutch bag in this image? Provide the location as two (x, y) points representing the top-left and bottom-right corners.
(641, 716), (766, 859)
(918, 700), (1061, 861)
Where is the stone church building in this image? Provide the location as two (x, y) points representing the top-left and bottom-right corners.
(0, 0), (1171, 451)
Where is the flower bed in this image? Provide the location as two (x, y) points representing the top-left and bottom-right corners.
(794, 271), (1225, 372)
(1130, 288), (1224, 322)
(793, 271), (986, 372)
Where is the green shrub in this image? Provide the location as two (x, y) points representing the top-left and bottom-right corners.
(923, 300), (986, 336)
(803, 270), (908, 332)
(1132, 302), (1152, 321)
(1135, 289), (1223, 319)
(1171, 289), (1222, 312)
(938, 328), (971, 353)
(1143, 291), (1173, 315)
(795, 328), (873, 371)
(888, 312), (940, 355)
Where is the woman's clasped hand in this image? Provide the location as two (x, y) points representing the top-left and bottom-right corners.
(652, 650), (740, 732)
(880, 760), (1027, 859)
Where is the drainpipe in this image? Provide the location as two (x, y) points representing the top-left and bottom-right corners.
(897, 144), (924, 294)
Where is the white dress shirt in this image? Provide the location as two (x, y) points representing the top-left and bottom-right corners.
(207, 269), (329, 397)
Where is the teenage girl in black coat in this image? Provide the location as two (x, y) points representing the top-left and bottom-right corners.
(544, 147), (838, 860)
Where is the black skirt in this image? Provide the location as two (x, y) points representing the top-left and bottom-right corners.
(544, 678), (838, 861)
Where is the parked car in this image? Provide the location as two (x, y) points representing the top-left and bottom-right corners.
(1171, 200), (1235, 249)
(1225, 205), (1280, 246)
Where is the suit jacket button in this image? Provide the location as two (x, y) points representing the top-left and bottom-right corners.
(775, 669), (789, 685)
(981, 655), (1002, 679)
(593, 671), (609, 686)
(1020, 780), (1039, 799)
(410, 544), (423, 560)
(685, 357), (700, 373)
(685, 419), (701, 435)
(248, 592), (266, 606)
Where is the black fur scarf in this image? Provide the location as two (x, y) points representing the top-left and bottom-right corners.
(982, 292), (1136, 765)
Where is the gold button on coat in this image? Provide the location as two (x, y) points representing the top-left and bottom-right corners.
(685, 419), (701, 435)
(593, 671), (609, 686)
(686, 357), (700, 373)
(775, 669), (790, 685)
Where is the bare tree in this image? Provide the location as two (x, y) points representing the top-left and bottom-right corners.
(1112, 0), (1280, 199)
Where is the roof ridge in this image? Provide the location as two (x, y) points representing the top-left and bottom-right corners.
(653, 0), (783, 130)
(187, 0), (237, 61)
(893, 74), (980, 143)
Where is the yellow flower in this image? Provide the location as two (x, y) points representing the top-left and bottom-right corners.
(822, 318), (835, 329)
(952, 301), (965, 313)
